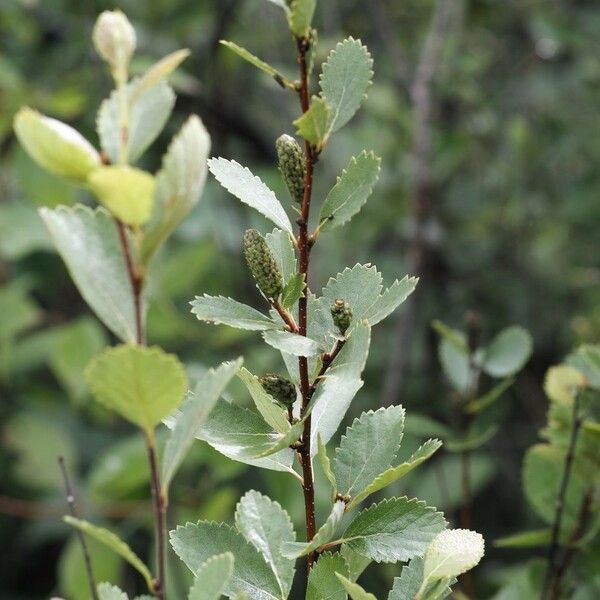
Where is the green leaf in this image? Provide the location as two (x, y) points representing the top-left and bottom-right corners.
(170, 521), (282, 600)
(445, 425), (498, 453)
(265, 229), (296, 285)
(364, 276), (419, 326)
(220, 41), (294, 89)
(162, 359), (242, 494)
(310, 322), (371, 453)
(319, 151), (380, 230)
(544, 365), (586, 405)
(438, 332), (472, 395)
(265, 0), (289, 10)
(494, 529), (551, 548)
(336, 574), (377, 600)
(346, 439), (442, 510)
(422, 529), (485, 581)
(306, 552), (349, 600)
(142, 115), (211, 263)
(235, 491), (296, 597)
(333, 406), (405, 500)
(97, 79), (175, 164)
(39, 205), (141, 343)
(14, 107), (100, 183)
(317, 433), (337, 496)
(262, 330), (319, 357)
(97, 583), (128, 600)
(432, 320), (468, 353)
(293, 97), (332, 149)
(466, 377), (515, 414)
(320, 38), (373, 133)
(281, 273), (305, 309)
(340, 545), (371, 582)
(208, 158), (292, 233)
(87, 165), (155, 227)
(281, 500), (345, 558)
(404, 414), (453, 439)
(64, 516), (153, 591)
(341, 497), (446, 563)
(188, 553), (235, 600)
(288, 0), (316, 37)
(131, 49), (190, 100)
(191, 295), (278, 331)
(480, 326), (532, 378)
(567, 344), (600, 389)
(238, 367), (290, 433)
(86, 344), (187, 436)
(388, 556), (454, 600)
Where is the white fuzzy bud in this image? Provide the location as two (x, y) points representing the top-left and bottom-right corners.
(93, 10), (136, 77)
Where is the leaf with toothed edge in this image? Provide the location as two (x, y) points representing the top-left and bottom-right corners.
(188, 552), (234, 600)
(336, 574), (377, 600)
(208, 158), (292, 233)
(306, 552), (349, 600)
(293, 97), (332, 148)
(235, 491), (296, 598)
(341, 545), (371, 582)
(365, 276), (419, 326)
(97, 583), (128, 600)
(262, 330), (319, 357)
(191, 295), (278, 331)
(388, 556), (454, 600)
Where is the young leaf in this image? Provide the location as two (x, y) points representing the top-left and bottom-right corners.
(364, 276), (419, 326)
(64, 516), (153, 591)
(86, 344), (187, 436)
(131, 49), (190, 99)
(422, 529), (485, 580)
(333, 406), (405, 501)
(208, 158), (292, 233)
(188, 553), (235, 600)
(14, 107), (100, 183)
(466, 377), (515, 414)
(288, 0), (316, 38)
(281, 501), (345, 558)
(191, 295), (278, 331)
(235, 491), (296, 598)
(306, 552), (349, 600)
(310, 322), (371, 454)
(39, 205), (141, 343)
(318, 151), (381, 230)
(262, 330), (319, 357)
(281, 273), (305, 309)
(265, 229), (297, 284)
(142, 115), (211, 263)
(220, 41), (294, 89)
(388, 556), (453, 600)
(341, 497), (446, 563)
(438, 332), (472, 395)
(162, 359), (242, 494)
(346, 439), (442, 510)
(97, 79), (175, 164)
(480, 326), (532, 378)
(238, 368), (290, 433)
(87, 165), (155, 227)
(170, 521), (282, 600)
(320, 38), (374, 133)
(317, 434), (337, 496)
(336, 574), (377, 600)
(293, 97), (332, 149)
(97, 583), (128, 600)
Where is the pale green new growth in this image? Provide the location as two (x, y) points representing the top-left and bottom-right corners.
(188, 553), (235, 600)
(288, 0), (316, 37)
(293, 96), (332, 149)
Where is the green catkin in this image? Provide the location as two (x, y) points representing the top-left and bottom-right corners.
(243, 229), (284, 298)
(276, 134), (305, 204)
(259, 373), (296, 407)
(331, 299), (352, 335)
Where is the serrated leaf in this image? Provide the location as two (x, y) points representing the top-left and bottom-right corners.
(281, 273), (305, 309)
(365, 276), (419, 326)
(319, 151), (380, 230)
(336, 574), (377, 600)
(86, 344), (187, 435)
(310, 322), (371, 454)
(288, 0), (316, 37)
(466, 377), (515, 414)
(64, 516), (153, 591)
(262, 330), (319, 357)
(494, 529), (551, 548)
(306, 552), (349, 600)
(188, 553), (234, 600)
(480, 326), (532, 378)
(162, 359), (242, 494)
(333, 406), (405, 500)
(14, 107), (100, 183)
(97, 79), (175, 164)
(235, 491), (296, 597)
(317, 433), (337, 496)
(220, 41), (294, 89)
(281, 501), (345, 558)
(423, 529), (484, 581)
(238, 368), (290, 433)
(346, 439), (442, 510)
(87, 165), (155, 226)
(293, 97), (332, 149)
(265, 229), (296, 284)
(341, 497), (446, 563)
(322, 264), (383, 328)
(170, 522), (282, 600)
(208, 158), (292, 233)
(131, 49), (190, 100)
(340, 545), (371, 582)
(191, 295), (278, 331)
(142, 115), (211, 263)
(97, 583), (128, 600)
(39, 205), (141, 342)
(320, 38), (373, 133)
(388, 556), (454, 600)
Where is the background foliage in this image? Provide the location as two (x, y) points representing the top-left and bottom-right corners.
(1, 0), (599, 598)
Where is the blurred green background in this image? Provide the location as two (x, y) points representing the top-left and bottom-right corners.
(1, 0), (599, 598)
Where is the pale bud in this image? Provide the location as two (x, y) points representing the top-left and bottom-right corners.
(93, 10), (136, 77)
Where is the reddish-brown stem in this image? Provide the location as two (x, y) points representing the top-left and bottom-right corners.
(273, 299), (299, 333)
(309, 340), (345, 397)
